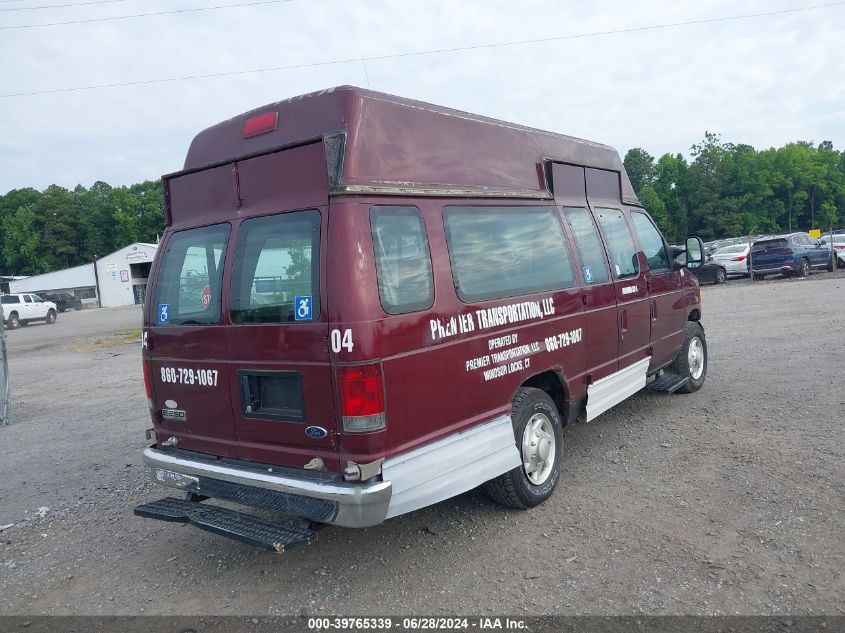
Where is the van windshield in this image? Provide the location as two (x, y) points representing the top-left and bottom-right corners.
(154, 223), (230, 325)
(230, 209), (321, 324)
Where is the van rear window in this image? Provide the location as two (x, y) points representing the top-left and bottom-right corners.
(443, 206), (575, 303)
(154, 223), (230, 325)
(230, 210), (321, 324)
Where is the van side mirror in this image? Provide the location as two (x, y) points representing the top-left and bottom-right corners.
(685, 236), (705, 269)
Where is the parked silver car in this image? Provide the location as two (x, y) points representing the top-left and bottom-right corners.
(709, 244), (751, 277)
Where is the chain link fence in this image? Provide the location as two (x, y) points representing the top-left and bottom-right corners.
(0, 304), (10, 425)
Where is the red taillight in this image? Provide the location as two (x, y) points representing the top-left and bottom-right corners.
(835, 245), (845, 249)
(142, 359), (153, 411)
(243, 111), (278, 138)
(340, 364), (384, 416)
(731, 256), (746, 261)
(339, 363), (386, 433)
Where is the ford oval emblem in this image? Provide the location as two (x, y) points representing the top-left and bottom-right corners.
(305, 426), (327, 439)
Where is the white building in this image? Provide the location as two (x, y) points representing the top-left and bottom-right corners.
(9, 242), (158, 308)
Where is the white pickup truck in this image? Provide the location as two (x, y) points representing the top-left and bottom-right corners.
(1, 293), (58, 329)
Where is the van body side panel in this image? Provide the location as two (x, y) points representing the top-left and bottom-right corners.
(324, 200), (405, 461)
(329, 199), (586, 465)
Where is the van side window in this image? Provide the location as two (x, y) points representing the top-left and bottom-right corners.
(631, 211), (670, 272)
(154, 223), (230, 325)
(562, 207), (610, 284)
(443, 206), (575, 302)
(370, 206), (434, 314)
(230, 209), (321, 324)
(595, 208), (640, 279)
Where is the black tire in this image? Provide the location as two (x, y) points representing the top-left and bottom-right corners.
(715, 267), (727, 284)
(826, 256), (835, 273)
(799, 258), (810, 278)
(671, 321), (707, 394)
(6, 311), (19, 329)
(752, 273), (763, 281)
(58, 307), (66, 313)
(46, 309), (57, 324)
(485, 387), (563, 509)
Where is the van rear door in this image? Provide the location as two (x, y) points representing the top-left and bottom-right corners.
(223, 146), (338, 471)
(224, 206), (337, 470)
(147, 143), (337, 469)
(147, 221), (237, 457)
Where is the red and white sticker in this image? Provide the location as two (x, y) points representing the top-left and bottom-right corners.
(201, 286), (211, 310)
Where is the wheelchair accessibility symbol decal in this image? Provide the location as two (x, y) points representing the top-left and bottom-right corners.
(294, 296), (313, 321)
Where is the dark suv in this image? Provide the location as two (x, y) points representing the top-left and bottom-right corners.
(748, 232), (834, 280)
(43, 292), (82, 312)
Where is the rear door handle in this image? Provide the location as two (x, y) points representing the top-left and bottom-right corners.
(620, 308), (628, 333)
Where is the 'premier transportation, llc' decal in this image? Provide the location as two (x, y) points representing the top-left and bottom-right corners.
(430, 297), (555, 342)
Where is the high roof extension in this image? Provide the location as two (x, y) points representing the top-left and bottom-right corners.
(177, 86), (639, 205)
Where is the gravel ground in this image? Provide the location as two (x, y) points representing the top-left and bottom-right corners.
(0, 273), (843, 616)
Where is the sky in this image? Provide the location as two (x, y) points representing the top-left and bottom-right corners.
(0, 0), (843, 195)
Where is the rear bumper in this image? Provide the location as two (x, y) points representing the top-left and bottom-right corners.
(142, 447), (392, 528)
(142, 416), (519, 529)
(749, 263), (799, 275)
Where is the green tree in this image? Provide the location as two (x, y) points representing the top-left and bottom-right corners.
(1, 206), (42, 274)
(637, 185), (668, 228)
(623, 148), (656, 194)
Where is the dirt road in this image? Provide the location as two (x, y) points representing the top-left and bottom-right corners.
(1, 277), (842, 616)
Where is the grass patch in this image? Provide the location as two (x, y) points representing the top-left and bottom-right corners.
(73, 328), (142, 353)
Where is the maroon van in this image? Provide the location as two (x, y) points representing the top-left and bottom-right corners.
(135, 87), (707, 552)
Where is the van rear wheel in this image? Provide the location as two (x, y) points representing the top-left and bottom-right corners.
(485, 387), (563, 509)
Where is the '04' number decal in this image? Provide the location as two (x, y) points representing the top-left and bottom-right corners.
(330, 329), (354, 353)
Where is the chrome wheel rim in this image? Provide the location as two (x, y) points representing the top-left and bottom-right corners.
(688, 336), (705, 380)
(521, 413), (555, 485)
(802, 260), (809, 276)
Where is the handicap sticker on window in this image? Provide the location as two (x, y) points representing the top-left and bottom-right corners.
(294, 296), (313, 321)
(583, 266), (593, 283)
(158, 303), (171, 324)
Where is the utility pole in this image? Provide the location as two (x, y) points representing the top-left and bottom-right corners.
(0, 302), (10, 425)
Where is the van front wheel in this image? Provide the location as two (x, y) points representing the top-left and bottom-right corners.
(485, 388), (563, 509)
(671, 322), (707, 394)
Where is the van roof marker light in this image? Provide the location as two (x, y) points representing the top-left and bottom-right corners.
(243, 111), (278, 138)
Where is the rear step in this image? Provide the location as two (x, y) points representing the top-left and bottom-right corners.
(134, 497), (322, 553)
(648, 372), (689, 394)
